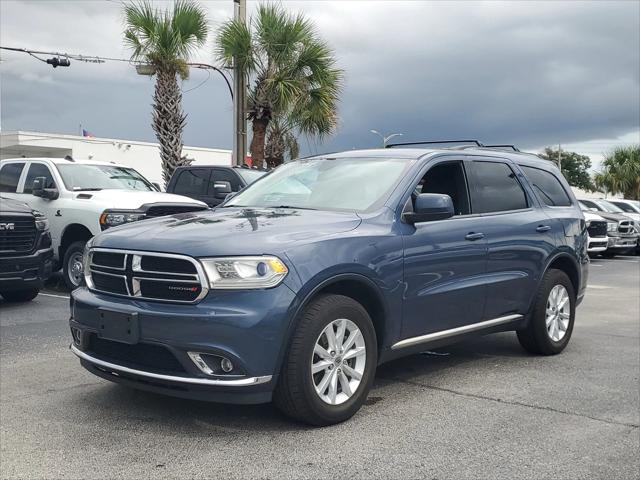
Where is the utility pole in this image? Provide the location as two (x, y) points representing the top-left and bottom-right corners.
(233, 0), (247, 166)
(557, 143), (562, 172)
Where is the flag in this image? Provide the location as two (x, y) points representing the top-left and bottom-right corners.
(82, 129), (94, 138)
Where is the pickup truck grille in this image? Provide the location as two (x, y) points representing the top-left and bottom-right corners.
(0, 216), (36, 256)
(145, 205), (207, 217)
(86, 249), (208, 303)
(587, 220), (607, 237)
(618, 221), (635, 235)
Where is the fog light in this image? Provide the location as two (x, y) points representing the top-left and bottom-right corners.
(71, 327), (82, 346)
(221, 358), (234, 373)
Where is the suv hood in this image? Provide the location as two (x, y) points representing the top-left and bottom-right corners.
(93, 207), (362, 257)
(73, 189), (207, 209)
(584, 210), (633, 223)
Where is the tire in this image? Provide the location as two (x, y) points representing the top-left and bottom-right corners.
(62, 240), (87, 290)
(1, 288), (40, 302)
(517, 269), (575, 355)
(274, 294), (377, 426)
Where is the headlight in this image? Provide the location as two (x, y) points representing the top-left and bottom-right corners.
(607, 222), (618, 233)
(32, 210), (49, 231)
(99, 210), (145, 230)
(585, 220), (591, 227)
(200, 256), (288, 289)
(82, 239), (94, 288)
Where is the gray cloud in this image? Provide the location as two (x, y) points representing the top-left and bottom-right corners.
(1, 0), (638, 157)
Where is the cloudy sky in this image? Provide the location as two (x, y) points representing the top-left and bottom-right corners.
(1, 0), (639, 168)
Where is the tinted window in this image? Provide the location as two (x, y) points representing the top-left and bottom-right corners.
(210, 169), (241, 193)
(417, 161), (471, 215)
(24, 163), (56, 193)
(173, 169), (210, 195)
(470, 161), (528, 213)
(0, 163), (25, 193)
(611, 201), (637, 213)
(520, 166), (571, 207)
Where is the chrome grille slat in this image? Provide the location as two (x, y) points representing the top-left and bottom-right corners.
(86, 248), (208, 303)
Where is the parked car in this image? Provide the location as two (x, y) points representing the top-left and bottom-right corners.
(607, 199), (640, 222)
(0, 157), (208, 289)
(0, 196), (53, 302)
(70, 145), (588, 426)
(583, 211), (609, 256)
(166, 165), (267, 207)
(578, 199), (638, 257)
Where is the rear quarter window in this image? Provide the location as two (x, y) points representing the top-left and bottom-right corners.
(520, 165), (572, 207)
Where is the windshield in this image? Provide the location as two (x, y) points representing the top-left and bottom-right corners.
(225, 157), (412, 212)
(611, 201), (640, 213)
(236, 169), (266, 185)
(597, 200), (624, 213)
(57, 164), (154, 191)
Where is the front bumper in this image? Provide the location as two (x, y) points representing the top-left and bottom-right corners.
(607, 235), (638, 250)
(0, 247), (53, 291)
(69, 285), (296, 404)
(587, 236), (608, 253)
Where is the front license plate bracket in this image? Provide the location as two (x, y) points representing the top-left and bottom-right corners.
(97, 309), (139, 344)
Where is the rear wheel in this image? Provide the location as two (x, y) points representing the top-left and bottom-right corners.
(517, 269), (575, 355)
(1, 288), (39, 302)
(62, 241), (87, 290)
(274, 294), (377, 426)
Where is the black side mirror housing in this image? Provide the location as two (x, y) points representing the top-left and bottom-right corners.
(32, 177), (59, 200)
(213, 181), (233, 199)
(403, 193), (454, 224)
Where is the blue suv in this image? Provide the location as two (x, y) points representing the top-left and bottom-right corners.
(69, 144), (588, 425)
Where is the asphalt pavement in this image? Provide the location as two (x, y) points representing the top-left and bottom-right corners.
(1, 257), (639, 479)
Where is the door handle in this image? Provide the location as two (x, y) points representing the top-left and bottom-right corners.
(536, 225), (551, 233)
(465, 232), (485, 241)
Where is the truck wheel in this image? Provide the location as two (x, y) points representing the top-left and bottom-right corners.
(274, 294), (377, 426)
(517, 269), (575, 355)
(62, 241), (87, 290)
(1, 288), (39, 302)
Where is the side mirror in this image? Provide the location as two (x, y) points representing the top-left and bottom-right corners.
(32, 177), (59, 200)
(213, 181), (232, 199)
(403, 193), (454, 224)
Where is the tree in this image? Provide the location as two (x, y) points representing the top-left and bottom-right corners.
(539, 147), (595, 191)
(594, 145), (640, 200)
(216, 3), (343, 168)
(124, 0), (208, 185)
(264, 113), (300, 166)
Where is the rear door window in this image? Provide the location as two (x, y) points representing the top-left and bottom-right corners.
(0, 163), (25, 193)
(520, 166), (571, 207)
(23, 163), (56, 194)
(469, 161), (528, 213)
(173, 169), (211, 196)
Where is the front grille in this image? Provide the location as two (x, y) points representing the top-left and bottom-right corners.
(87, 249), (207, 303)
(87, 334), (186, 374)
(618, 221), (634, 235)
(145, 205), (207, 217)
(587, 221), (607, 237)
(0, 216), (36, 256)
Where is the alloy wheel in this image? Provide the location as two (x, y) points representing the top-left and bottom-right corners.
(68, 252), (84, 287)
(546, 284), (570, 342)
(311, 318), (366, 405)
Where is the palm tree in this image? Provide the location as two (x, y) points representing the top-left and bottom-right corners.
(216, 3), (343, 168)
(264, 113), (300, 166)
(123, 0), (208, 185)
(594, 145), (640, 200)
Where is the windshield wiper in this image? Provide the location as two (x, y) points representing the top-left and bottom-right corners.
(270, 205), (317, 210)
(73, 188), (103, 191)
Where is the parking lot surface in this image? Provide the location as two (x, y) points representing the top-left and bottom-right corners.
(1, 257), (639, 479)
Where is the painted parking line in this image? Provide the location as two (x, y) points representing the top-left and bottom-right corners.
(588, 285), (612, 289)
(39, 292), (70, 299)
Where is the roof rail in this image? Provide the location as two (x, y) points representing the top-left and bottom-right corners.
(483, 144), (521, 152)
(385, 140), (484, 149)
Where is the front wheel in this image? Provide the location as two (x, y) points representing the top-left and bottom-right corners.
(274, 294), (377, 426)
(517, 269), (575, 355)
(62, 241), (87, 290)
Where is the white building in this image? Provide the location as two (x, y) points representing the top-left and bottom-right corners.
(0, 131), (232, 186)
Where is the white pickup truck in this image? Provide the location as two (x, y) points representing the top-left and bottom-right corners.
(0, 157), (207, 289)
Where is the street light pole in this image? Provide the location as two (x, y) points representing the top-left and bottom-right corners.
(233, 0), (247, 166)
(370, 129), (403, 148)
